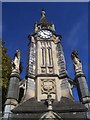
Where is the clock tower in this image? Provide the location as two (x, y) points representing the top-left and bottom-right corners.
(26, 10), (73, 102)
(3, 10), (90, 120)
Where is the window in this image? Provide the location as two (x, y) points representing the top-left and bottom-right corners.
(42, 48), (45, 66)
(41, 42), (46, 66)
(47, 42), (52, 66)
(48, 48), (52, 66)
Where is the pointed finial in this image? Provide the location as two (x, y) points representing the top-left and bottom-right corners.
(41, 9), (46, 18)
(47, 94), (53, 110)
(71, 50), (83, 75)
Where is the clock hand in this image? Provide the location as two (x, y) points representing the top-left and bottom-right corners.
(42, 31), (48, 35)
(42, 31), (46, 35)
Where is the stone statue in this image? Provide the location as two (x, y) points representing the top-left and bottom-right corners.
(71, 50), (83, 75)
(12, 49), (20, 73)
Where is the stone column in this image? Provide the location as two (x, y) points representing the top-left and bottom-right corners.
(3, 50), (20, 119)
(71, 50), (90, 105)
(3, 71), (20, 119)
(71, 50), (90, 119)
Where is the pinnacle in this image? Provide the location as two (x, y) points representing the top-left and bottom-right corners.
(41, 9), (46, 18)
(39, 9), (49, 26)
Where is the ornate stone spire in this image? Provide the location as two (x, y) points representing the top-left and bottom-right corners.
(41, 9), (46, 18)
(34, 9), (55, 31)
(39, 9), (49, 26)
(47, 94), (53, 110)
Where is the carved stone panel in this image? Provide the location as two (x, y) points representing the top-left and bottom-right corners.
(41, 79), (56, 95)
(48, 67), (53, 73)
(41, 68), (46, 73)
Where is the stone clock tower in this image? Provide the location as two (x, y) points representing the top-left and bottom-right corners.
(3, 10), (90, 120)
(26, 10), (73, 102)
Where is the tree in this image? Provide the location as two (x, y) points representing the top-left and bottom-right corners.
(1, 40), (12, 111)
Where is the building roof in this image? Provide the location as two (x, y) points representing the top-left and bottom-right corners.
(9, 97), (87, 119)
(12, 97), (47, 113)
(53, 97), (87, 112)
(12, 97), (87, 113)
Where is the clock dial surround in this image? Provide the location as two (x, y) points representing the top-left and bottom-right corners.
(37, 30), (52, 39)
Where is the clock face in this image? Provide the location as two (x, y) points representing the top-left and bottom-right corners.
(37, 30), (52, 39)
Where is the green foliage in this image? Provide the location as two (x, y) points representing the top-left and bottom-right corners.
(2, 41), (12, 89)
(1, 40), (12, 110)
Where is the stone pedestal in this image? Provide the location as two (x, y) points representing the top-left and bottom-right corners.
(74, 74), (90, 106)
(3, 71), (20, 119)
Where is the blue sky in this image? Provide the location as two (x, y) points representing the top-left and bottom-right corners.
(2, 2), (89, 100)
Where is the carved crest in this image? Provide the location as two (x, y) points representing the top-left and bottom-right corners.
(41, 79), (56, 95)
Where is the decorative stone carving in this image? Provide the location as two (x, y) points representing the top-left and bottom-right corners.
(41, 10), (46, 18)
(52, 24), (55, 31)
(71, 50), (83, 75)
(19, 79), (26, 97)
(12, 50), (20, 73)
(34, 23), (38, 32)
(49, 68), (53, 73)
(41, 79), (56, 95)
(31, 36), (35, 43)
(41, 68), (46, 73)
(52, 35), (60, 43)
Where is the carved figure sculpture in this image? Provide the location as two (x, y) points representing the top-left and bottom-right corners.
(12, 49), (20, 73)
(71, 50), (83, 75)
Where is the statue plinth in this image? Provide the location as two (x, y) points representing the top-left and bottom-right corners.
(11, 69), (20, 75)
